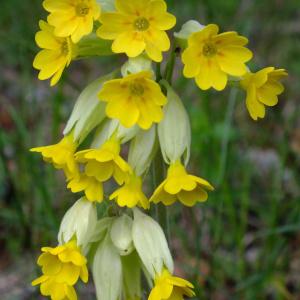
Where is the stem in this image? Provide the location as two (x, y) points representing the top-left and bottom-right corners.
(164, 45), (177, 84)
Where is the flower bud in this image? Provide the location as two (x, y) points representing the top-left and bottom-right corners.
(89, 217), (114, 243)
(128, 126), (157, 176)
(174, 20), (204, 49)
(158, 82), (191, 165)
(64, 74), (115, 143)
(93, 235), (122, 300)
(121, 55), (154, 77)
(132, 209), (173, 278)
(92, 119), (139, 148)
(110, 215), (134, 256)
(58, 197), (97, 249)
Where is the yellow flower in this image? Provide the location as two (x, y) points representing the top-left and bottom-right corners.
(150, 161), (214, 207)
(182, 24), (253, 91)
(30, 134), (78, 180)
(97, 0), (176, 62)
(110, 173), (150, 209)
(148, 269), (195, 300)
(240, 67), (288, 120)
(32, 240), (88, 300)
(43, 0), (101, 43)
(68, 174), (104, 203)
(33, 20), (75, 86)
(98, 71), (167, 129)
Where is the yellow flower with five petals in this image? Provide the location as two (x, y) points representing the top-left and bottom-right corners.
(150, 160), (214, 207)
(43, 0), (101, 43)
(240, 67), (287, 120)
(98, 71), (167, 129)
(30, 133), (78, 180)
(33, 20), (75, 86)
(110, 173), (150, 209)
(97, 0), (176, 62)
(32, 240), (88, 300)
(148, 269), (195, 300)
(182, 24), (253, 91)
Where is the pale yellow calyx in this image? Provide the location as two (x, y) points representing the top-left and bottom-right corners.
(202, 41), (217, 57)
(76, 3), (90, 16)
(134, 17), (150, 31)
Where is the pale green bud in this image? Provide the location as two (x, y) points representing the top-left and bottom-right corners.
(121, 251), (141, 300)
(132, 209), (174, 278)
(93, 235), (122, 300)
(174, 20), (204, 49)
(89, 217), (114, 243)
(110, 215), (134, 256)
(92, 118), (139, 148)
(128, 126), (157, 176)
(158, 82), (191, 165)
(58, 197), (97, 249)
(121, 55), (154, 77)
(64, 73), (115, 143)
(97, 0), (115, 12)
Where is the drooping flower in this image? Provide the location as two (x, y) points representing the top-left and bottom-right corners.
(30, 133), (78, 180)
(240, 67), (288, 120)
(97, 0), (176, 62)
(182, 24), (253, 91)
(32, 240), (88, 300)
(148, 269), (195, 300)
(33, 20), (75, 86)
(110, 173), (150, 209)
(150, 160), (214, 207)
(98, 71), (167, 129)
(68, 174), (104, 203)
(43, 0), (101, 43)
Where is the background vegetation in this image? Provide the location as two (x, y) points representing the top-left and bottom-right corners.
(0, 0), (300, 299)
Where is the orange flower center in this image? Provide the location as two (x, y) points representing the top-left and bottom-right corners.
(202, 42), (217, 57)
(76, 3), (90, 16)
(134, 17), (150, 31)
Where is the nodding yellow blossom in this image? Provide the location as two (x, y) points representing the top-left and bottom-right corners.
(110, 173), (149, 209)
(97, 0), (176, 62)
(33, 20), (75, 86)
(182, 24), (253, 91)
(30, 134), (78, 180)
(98, 71), (167, 129)
(149, 269), (195, 300)
(240, 67), (288, 120)
(43, 0), (101, 43)
(75, 137), (131, 184)
(68, 174), (104, 203)
(32, 240), (88, 300)
(150, 160), (214, 207)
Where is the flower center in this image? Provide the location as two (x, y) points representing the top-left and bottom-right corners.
(133, 17), (150, 31)
(76, 3), (90, 16)
(61, 40), (69, 55)
(130, 83), (145, 96)
(202, 42), (217, 57)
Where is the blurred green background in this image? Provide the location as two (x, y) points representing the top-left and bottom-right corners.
(0, 0), (300, 299)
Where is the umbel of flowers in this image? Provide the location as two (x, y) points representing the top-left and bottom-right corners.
(31, 0), (287, 299)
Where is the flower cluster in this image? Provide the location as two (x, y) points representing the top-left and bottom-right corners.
(31, 1), (287, 299)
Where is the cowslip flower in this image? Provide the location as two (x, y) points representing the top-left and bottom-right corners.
(149, 269), (195, 300)
(43, 0), (101, 43)
(110, 173), (150, 209)
(30, 133), (78, 180)
(182, 24), (253, 91)
(68, 174), (104, 203)
(150, 160), (214, 207)
(240, 67), (288, 120)
(32, 240), (88, 300)
(33, 20), (75, 86)
(96, 0), (176, 62)
(98, 71), (167, 129)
